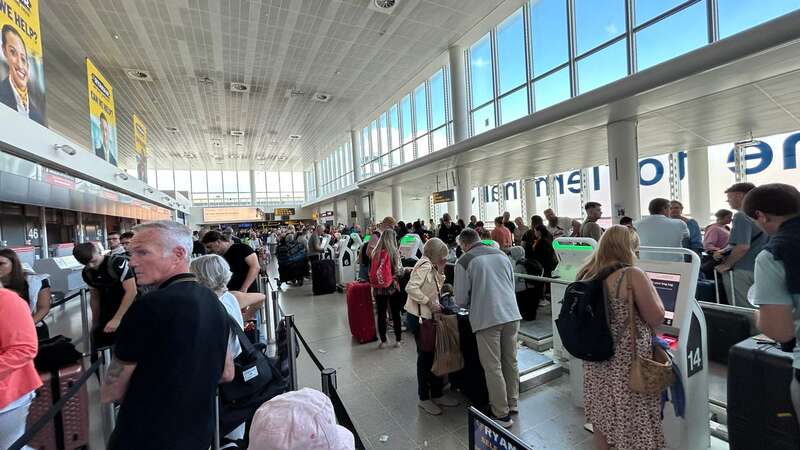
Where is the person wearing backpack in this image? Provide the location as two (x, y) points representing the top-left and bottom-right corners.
(73, 242), (138, 352)
(575, 226), (665, 450)
(370, 228), (406, 348)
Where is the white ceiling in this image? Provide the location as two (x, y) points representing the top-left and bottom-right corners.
(359, 34), (800, 199)
(38, 0), (505, 173)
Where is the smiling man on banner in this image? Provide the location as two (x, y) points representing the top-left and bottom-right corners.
(0, 24), (43, 123)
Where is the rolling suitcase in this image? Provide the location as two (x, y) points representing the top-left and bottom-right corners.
(346, 281), (377, 343)
(728, 338), (800, 449)
(311, 259), (336, 295)
(26, 363), (90, 450)
(702, 305), (751, 363)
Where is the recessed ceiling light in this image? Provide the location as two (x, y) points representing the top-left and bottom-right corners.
(113, 33), (120, 40)
(126, 69), (153, 81)
(230, 82), (250, 93)
(198, 76), (214, 84)
(183, 153), (196, 159)
(334, 70), (341, 75)
(230, 130), (245, 137)
(288, 134), (301, 140)
(165, 126), (179, 133)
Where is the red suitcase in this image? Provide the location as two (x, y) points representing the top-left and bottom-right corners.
(26, 363), (90, 450)
(346, 281), (377, 343)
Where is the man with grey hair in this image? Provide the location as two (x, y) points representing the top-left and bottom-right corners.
(454, 228), (521, 428)
(102, 220), (234, 450)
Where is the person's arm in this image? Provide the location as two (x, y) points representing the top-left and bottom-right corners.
(571, 219), (581, 237)
(757, 305), (795, 343)
(100, 358), (137, 403)
(405, 264), (431, 305)
(230, 291), (266, 310)
(220, 347), (234, 383)
(32, 286), (51, 323)
(241, 253), (260, 292)
(90, 288), (101, 329)
(629, 268), (665, 327)
(0, 297), (39, 380)
(587, 223), (602, 241)
(454, 264), (471, 308)
(105, 277), (138, 333)
(716, 244), (749, 272)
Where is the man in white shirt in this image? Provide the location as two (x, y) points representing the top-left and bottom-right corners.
(543, 209), (581, 239)
(635, 198), (690, 261)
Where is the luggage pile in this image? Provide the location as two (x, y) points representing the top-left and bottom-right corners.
(275, 239), (307, 285)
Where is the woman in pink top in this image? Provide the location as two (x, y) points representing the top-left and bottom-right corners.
(0, 287), (42, 449)
(703, 209), (733, 252)
(490, 217), (513, 250)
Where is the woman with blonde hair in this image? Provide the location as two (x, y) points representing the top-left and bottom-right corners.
(578, 225), (666, 450)
(370, 228), (405, 348)
(404, 238), (460, 415)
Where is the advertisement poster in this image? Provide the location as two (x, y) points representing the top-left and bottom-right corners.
(0, 0), (46, 124)
(133, 113), (147, 182)
(86, 58), (117, 166)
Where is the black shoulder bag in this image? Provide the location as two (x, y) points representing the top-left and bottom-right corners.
(219, 316), (283, 404)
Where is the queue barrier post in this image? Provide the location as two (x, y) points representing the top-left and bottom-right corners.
(101, 348), (117, 432)
(258, 276), (270, 344)
(321, 368), (338, 398)
(285, 314), (298, 391)
(213, 391), (221, 450)
(79, 288), (90, 354)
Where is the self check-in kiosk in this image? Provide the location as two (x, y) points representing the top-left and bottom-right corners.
(555, 245), (709, 450)
(551, 237), (598, 362)
(336, 234), (357, 287)
(321, 235), (334, 260)
(34, 254), (85, 294)
(349, 233), (363, 253)
(398, 234), (422, 260)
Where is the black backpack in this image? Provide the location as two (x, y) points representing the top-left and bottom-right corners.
(555, 264), (628, 362)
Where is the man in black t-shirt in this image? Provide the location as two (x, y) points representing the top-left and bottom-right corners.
(73, 243), (138, 350)
(202, 230), (260, 293)
(101, 221), (233, 450)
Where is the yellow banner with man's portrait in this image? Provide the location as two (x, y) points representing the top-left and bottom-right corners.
(0, 0), (46, 125)
(86, 58), (117, 166)
(133, 113), (148, 182)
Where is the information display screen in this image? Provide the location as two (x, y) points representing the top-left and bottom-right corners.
(646, 271), (680, 326)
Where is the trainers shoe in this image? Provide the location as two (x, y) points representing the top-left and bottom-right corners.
(418, 400), (443, 415)
(393, 340), (402, 348)
(377, 341), (385, 349)
(509, 406), (519, 415)
(492, 415), (514, 428)
(432, 396), (460, 407)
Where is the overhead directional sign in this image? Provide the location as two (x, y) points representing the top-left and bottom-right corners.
(431, 189), (455, 204)
(274, 208), (295, 216)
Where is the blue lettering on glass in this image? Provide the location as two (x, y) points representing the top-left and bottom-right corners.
(678, 151), (687, 180)
(784, 132), (799, 170)
(592, 166), (601, 190)
(727, 142), (773, 174)
(553, 174), (565, 195)
(504, 182), (518, 201)
(567, 171), (581, 194)
(639, 158), (664, 186)
(535, 177), (548, 196)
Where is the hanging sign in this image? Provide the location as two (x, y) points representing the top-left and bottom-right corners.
(86, 58), (117, 165)
(133, 114), (147, 182)
(0, 0), (46, 125)
(431, 189), (455, 204)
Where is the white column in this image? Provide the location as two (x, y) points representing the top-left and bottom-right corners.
(350, 129), (361, 182)
(249, 170), (257, 206)
(523, 178), (536, 219)
(391, 185), (403, 219)
(687, 147), (711, 224)
(456, 166), (472, 222)
(448, 45), (469, 144)
(333, 200), (340, 226)
(607, 120), (641, 222)
(314, 162), (322, 198)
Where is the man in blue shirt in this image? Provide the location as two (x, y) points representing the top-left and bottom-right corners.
(670, 200), (703, 255)
(743, 183), (800, 427)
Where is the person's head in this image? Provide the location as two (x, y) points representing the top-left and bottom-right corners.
(669, 200), (684, 218)
(469, 215), (477, 224)
(457, 218), (466, 228)
(99, 113), (110, 147)
(724, 182), (756, 210)
(531, 215), (544, 228)
(494, 216), (504, 227)
(120, 231), (134, 251)
(422, 238), (449, 266)
(397, 221), (406, 230)
(73, 242), (104, 269)
(475, 221), (484, 229)
(442, 213), (451, 224)
(584, 202), (602, 220)
(502, 211), (510, 222)
(543, 208), (557, 224)
(619, 216), (634, 228)
(1, 25), (28, 92)
(648, 198), (670, 216)
(477, 227), (491, 240)
(509, 246), (524, 262)
(577, 225), (636, 280)
(107, 231), (121, 249)
(380, 216), (396, 231)
(373, 228), (398, 260)
(201, 230), (232, 255)
(129, 221), (193, 286)
(743, 183), (800, 235)
(0, 248), (25, 292)
(514, 217), (524, 228)
(534, 224), (553, 243)
(458, 228), (481, 252)
(714, 209), (733, 225)
(189, 254), (232, 296)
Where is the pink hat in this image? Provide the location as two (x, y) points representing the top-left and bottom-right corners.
(248, 388), (355, 450)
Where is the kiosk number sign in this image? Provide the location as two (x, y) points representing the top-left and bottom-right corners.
(686, 314), (704, 378)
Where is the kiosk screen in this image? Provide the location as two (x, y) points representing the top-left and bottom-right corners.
(645, 271), (680, 326)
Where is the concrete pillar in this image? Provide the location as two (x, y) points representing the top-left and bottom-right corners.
(456, 166), (472, 222)
(249, 170), (257, 206)
(687, 147), (711, 224)
(523, 178), (536, 219)
(40, 206), (48, 259)
(333, 200), (340, 226)
(607, 120), (641, 222)
(448, 46), (469, 143)
(350, 130), (361, 182)
(391, 185), (403, 219)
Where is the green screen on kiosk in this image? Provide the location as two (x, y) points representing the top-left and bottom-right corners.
(400, 235), (417, 244)
(552, 241), (594, 251)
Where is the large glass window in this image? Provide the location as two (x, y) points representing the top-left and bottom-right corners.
(207, 171), (223, 192)
(472, 102), (495, 135)
(400, 95), (413, 144)
(577, 39), (628, 93)
(718, 0), (800, 39)
(266, 172), (280, 196)
(496, 8), (526, 95)
(254, 170), (266, 193)
(504, 181), (523, 220)
(237, 171), (250, 192)
(174, 170), (190, 192)
(554, 170), (583, 219)
(635, 1), (707, 71)
(484, 185), (500, 224)
(638, 154), (671, 215)
(389, 105), (400, 150)
(191, 170), (207, 193)
(429, 70), (446, 129)
(469, 33), (494, 107)
(279, 172), (293, 201)
(533, 177), (550, 214)
(414, 83), (428, 137)
(499, 87), (528, 124)
(574, 0), (626, 54)
(635, 0), (687, 25)
(222, 171), (237, 194)
(157, 170), (174, 190)
(534, 66), (571, 110)
(530, 0), (569, 78)
(380, 113), (389, 157)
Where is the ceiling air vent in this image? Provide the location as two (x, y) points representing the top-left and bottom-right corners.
(285, 88), (306, 99)
(230, 82), (250, 93)
(126, 69), (153, 81)
(198, 76), (214, 85)
(165, 126), (179, 133)
(288, 134), (301, 140)
(312, 92), (332, 103)
(230, 130), (245, 137)
(369, 0), (398, 14)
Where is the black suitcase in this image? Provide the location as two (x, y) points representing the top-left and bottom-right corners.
(311, 259), (336, 295)
(449, 313), (489, 411)
(701, 305), (751, 363)
(728, 338), (800, 449)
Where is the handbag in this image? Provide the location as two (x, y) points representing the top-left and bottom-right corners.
(432, 314), (463, 376)
(626, 281), (675, 394)
(220, 316), (279, 404)
(418, 261), (440, 353)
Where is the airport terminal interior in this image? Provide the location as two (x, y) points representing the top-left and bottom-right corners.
(2, 0), (800, 449)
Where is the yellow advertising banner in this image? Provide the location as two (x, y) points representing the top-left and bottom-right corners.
(86, 58), (117, 166)
(132, 113), (147, 182)
(203, 207), (263, 223)
(0, 0), (46, 125)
